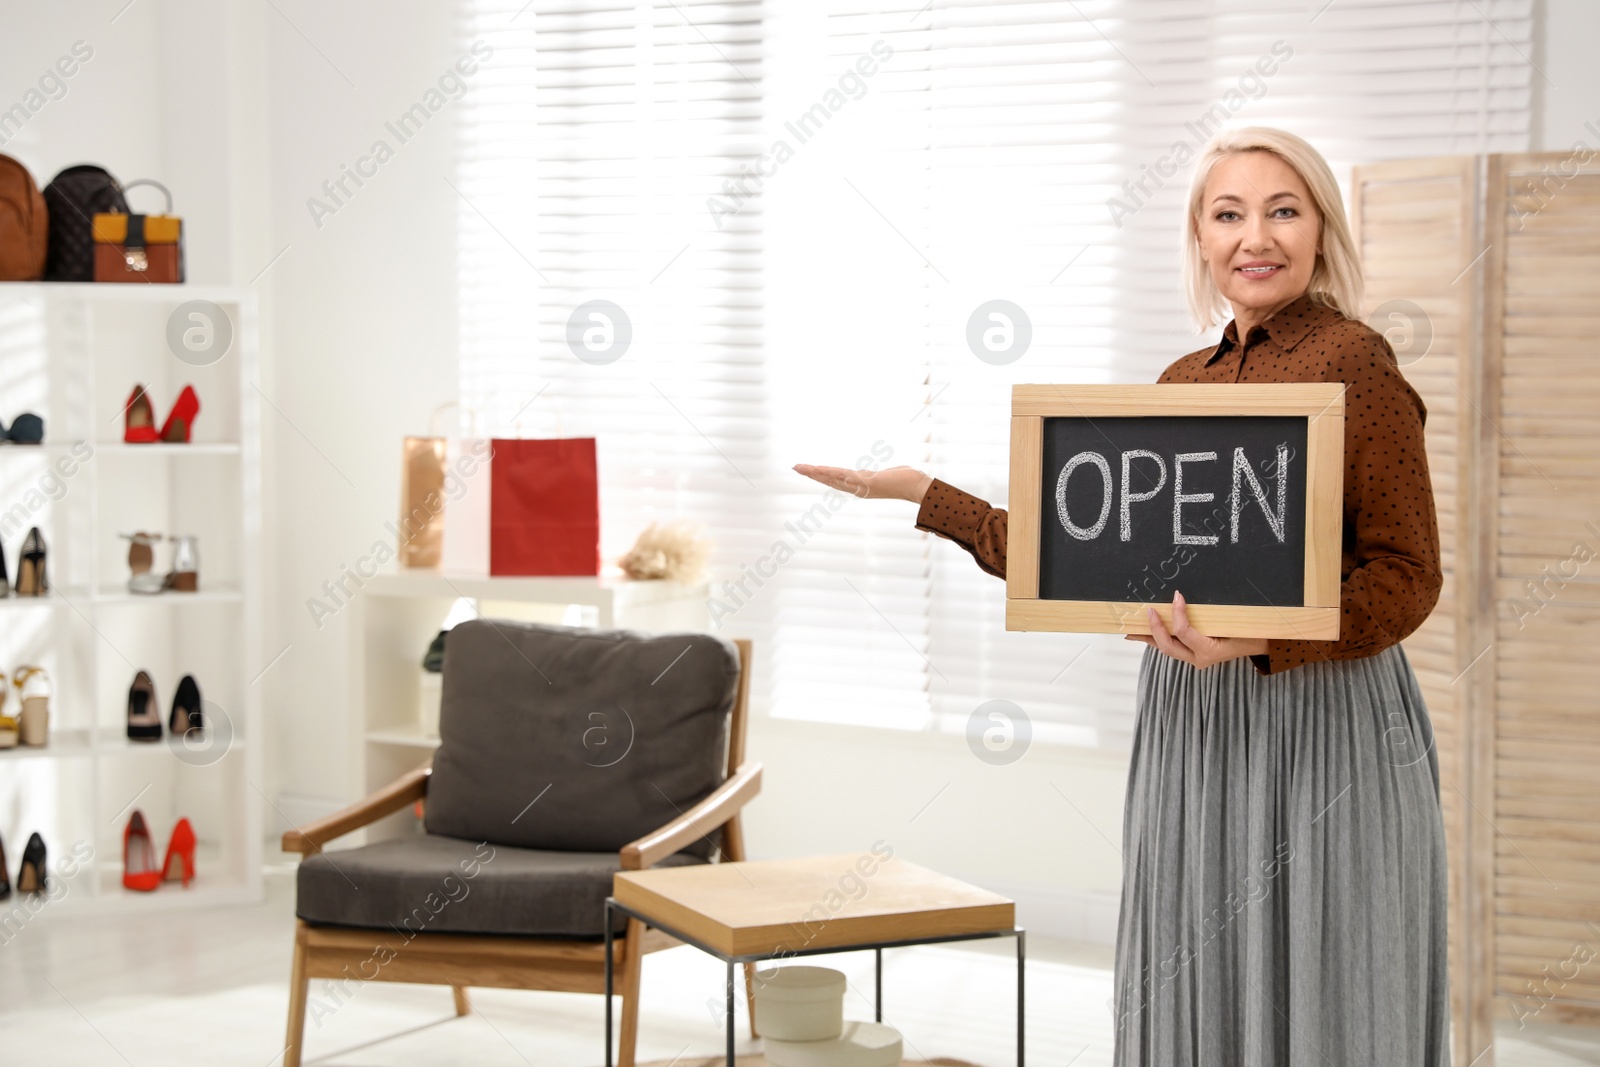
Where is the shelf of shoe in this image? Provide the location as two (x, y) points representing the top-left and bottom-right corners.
(0, 443), (241, 462)
(90, 732), (246, 757)
(90, 585), (243, 606)
(85, 844), (253, 914)
(0, 728), (94, 760)
(0, 443), (83, 458)
(0, 589), (243, 608)
(92, 443), (242, 456)
(0, 730), (248, 760)
(0, 588), (92, 609)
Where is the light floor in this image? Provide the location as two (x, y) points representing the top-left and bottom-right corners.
(1, 856), (1598, 1067)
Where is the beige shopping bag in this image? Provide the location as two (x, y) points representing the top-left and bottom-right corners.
(399, 403), (479, 569)
(399, 435), (447, 568)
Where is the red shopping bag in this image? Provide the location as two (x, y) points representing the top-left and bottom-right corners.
(489, 438), (600, 576)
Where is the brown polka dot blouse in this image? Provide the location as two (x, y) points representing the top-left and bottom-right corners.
(913, 291), (1443, 675)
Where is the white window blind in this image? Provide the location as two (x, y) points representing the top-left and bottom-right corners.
(457, 0), (1532, 749)
(454, 0), (780, 665)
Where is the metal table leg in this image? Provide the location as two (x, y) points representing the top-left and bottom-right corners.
(1016, 929), (1026, 1067)
(605, 901), (615, 1067)
(874, 947), (882, 1022)
(726, 958), (736, 1067)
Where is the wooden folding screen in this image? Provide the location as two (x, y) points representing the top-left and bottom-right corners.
(1351, 155), (1483, 1066)
(1484, 151), (1600, 1035)
(1354, 149), (1600, 1067)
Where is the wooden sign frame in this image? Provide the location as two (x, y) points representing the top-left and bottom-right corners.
(1006, 383), (1345, 639)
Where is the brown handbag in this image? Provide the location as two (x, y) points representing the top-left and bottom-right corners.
(93, 179), (184, 283)
(0, 154), (48, 281)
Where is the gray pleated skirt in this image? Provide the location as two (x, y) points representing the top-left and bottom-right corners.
(1111, 644), (1451, 1067)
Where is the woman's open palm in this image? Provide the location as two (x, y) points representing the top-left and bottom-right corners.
(793, 463), (933, 503)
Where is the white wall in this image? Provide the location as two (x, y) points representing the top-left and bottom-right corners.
(0, 0), (272, 280)
(744, 718), (1130, 939)
(256, 1), (462, 821)
(1536, 0), (1600, 152)
(2, 8), (173, 233)
(0, 0), (462, 840)
(5, 0), (1593, 943)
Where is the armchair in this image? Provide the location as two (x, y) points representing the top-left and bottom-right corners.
(281, 619), (761, 1067)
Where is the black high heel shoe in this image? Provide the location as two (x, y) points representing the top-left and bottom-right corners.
(127, 670), (161, 742)
(18, 832), (45, 894)
(14, 527), (46, 597)
(0, 832), (10, 900)
(169, 675), (203, 738)
(0, 537), (9, 598)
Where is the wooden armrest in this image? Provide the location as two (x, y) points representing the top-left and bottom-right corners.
(620, 761), (762, 870)
(281, 764), (432, 855)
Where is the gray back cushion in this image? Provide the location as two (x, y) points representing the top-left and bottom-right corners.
(425, 619), (739, 859)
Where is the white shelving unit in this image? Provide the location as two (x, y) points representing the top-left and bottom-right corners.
(348, 571), (710, 842)
(0, 282), (261, 913)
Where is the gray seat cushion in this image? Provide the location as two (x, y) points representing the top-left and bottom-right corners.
(296, 832), (706, 937)
(425, 620), (739, 860)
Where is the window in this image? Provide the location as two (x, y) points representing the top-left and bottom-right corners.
(458, 0), (1533, 748)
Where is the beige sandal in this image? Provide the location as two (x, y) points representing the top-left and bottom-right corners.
(13, 667), (49, 747)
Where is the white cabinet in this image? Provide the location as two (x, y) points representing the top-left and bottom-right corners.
(0, 283), (262, 912)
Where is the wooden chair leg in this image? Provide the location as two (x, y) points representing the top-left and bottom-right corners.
(743, 961), (761, 1039)
(284, 930), (310, 1067)
(617, 917), (646, 1067)
(452, 985), (471, 1016)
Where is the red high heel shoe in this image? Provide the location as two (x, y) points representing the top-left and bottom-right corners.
(159, 385), (200, 443)
(124, 385), (160, 443)
(122, 811), (161, 891)
(161, 817), (196, 888)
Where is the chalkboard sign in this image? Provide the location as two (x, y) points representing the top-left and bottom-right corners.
(1006, 384), (1344, 639)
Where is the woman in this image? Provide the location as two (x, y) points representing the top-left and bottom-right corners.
(796, 127), (1449, 1066)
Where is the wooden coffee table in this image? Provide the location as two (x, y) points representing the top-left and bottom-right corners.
(604, 852), (1023, 1067)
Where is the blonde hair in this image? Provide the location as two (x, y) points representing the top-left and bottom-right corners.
(1181, 126), (1363, 331)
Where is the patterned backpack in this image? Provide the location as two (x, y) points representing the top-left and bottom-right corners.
(43, 164), (127, 281)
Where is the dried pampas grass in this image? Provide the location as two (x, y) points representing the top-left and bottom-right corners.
(619, 521), (712, 583)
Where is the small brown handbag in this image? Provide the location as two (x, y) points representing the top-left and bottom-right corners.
(92, 179), (184, 283)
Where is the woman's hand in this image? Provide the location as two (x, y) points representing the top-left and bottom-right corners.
(793, 463), (934, 504)
(1125, 590), (1269, 669)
